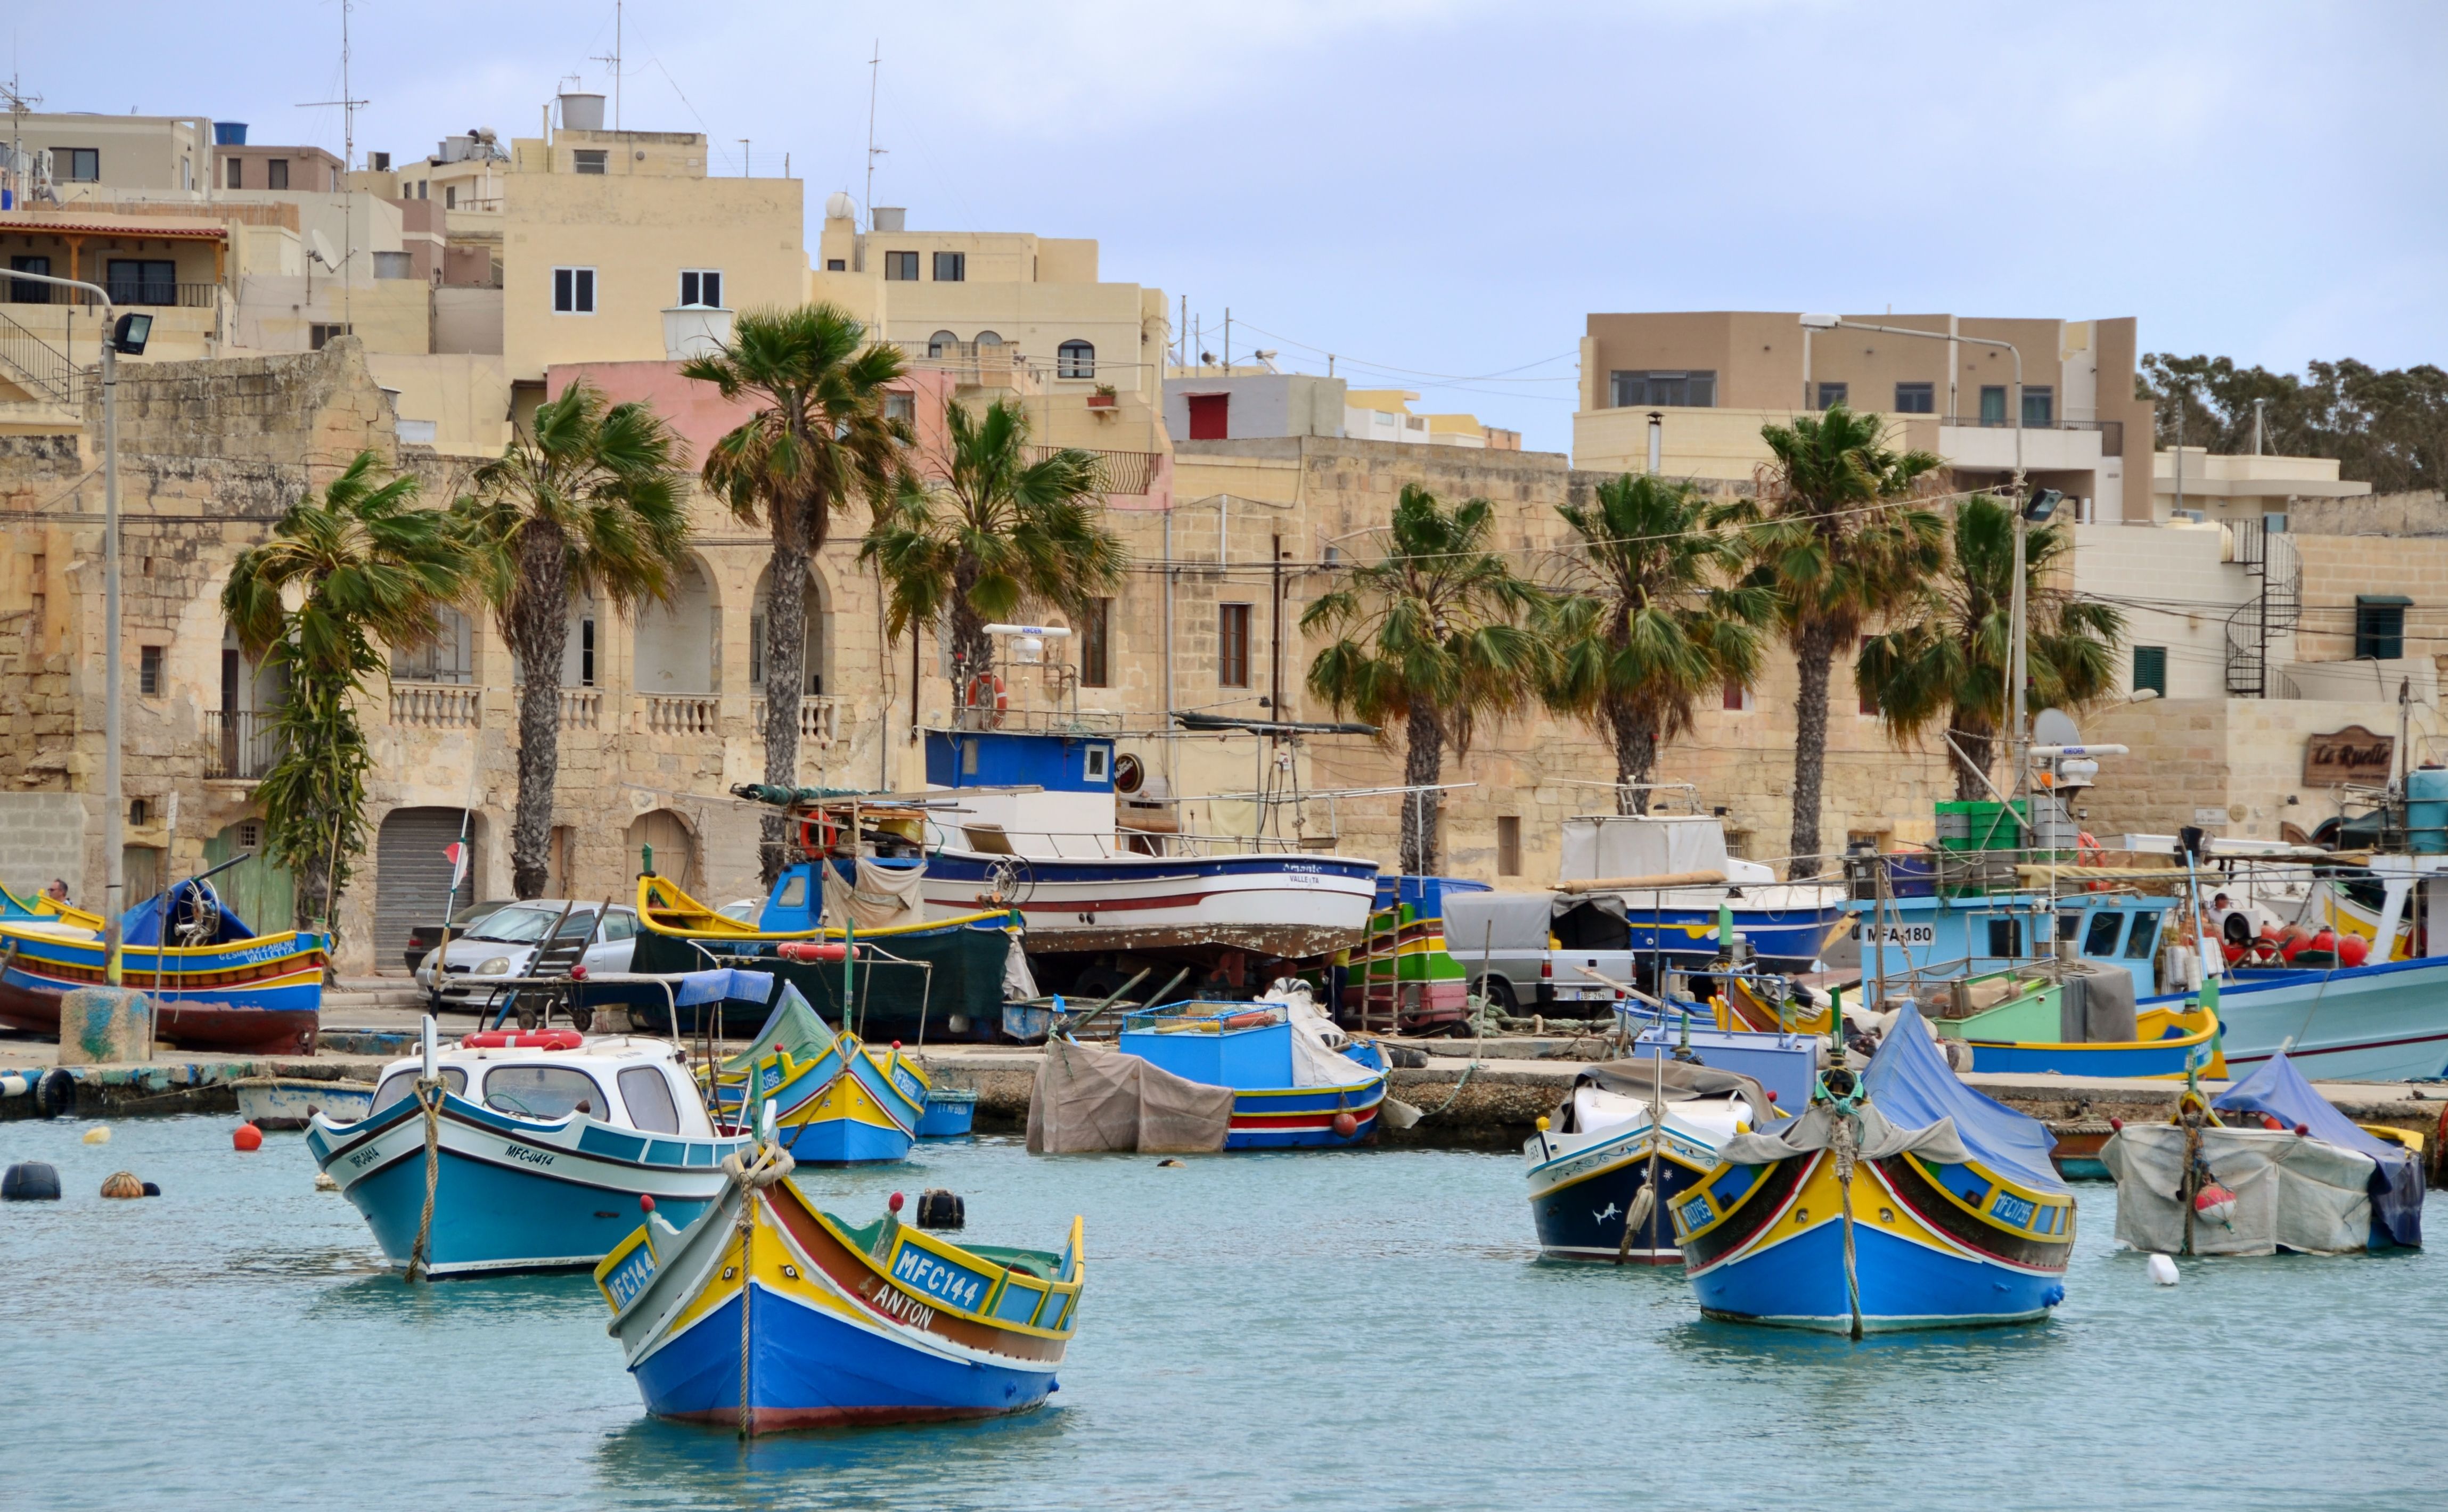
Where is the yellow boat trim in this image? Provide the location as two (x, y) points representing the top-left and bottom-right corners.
(636, 873), (1013, 941)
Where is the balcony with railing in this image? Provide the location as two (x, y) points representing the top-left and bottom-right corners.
(749, 694), (845, 746)
(639, 694), (721, 737)
(897, 340), (1044, 395)
(389, 681), (481, 729)
(560, 688), (602, 730)
(19, 281), (221, 310)
(204, 711), (284, 780)
(1029, 445), (1165, 498)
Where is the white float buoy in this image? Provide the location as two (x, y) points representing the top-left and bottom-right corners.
(313, 1172), (339, 1191)
(81, 1125), (111, 1145)
(2147, 1253), (2180, 1286)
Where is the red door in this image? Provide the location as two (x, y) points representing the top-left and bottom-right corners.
(1185, 393), (1229, 440)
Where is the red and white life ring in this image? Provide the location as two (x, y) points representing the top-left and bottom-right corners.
(964, 671), (1008, 727)
(798, 813), (841, 854)
(460, 1029), (584, 1050)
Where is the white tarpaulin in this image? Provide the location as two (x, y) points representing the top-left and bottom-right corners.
(2101, 1124), (2377, 1256)
(1718, 1102), (1976, 1169)
(1026, 1038), (1233, 1155)
(1559, 815), (1731, 884)
(1265, 982), (1383, 1089)
(821, 856), (929, 930)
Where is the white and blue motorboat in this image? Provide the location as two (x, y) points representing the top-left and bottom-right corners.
(309, 1020), (748, 1277)
(1560, 813), (1846, 971)
(910, 727), (1381, 961)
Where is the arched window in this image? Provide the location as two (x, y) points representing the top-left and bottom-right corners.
(971, 330), (1004, 349)
(927, 330), (959, 358)
(1058, 340), (1095, 379)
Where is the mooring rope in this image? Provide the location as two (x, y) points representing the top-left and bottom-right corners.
(718, 1143), (796, 1439)
(405, 1075), (443, 1284)
(1831, 1113), (1863, 1340)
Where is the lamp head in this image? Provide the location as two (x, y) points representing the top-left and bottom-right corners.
(2022, 487), (2064, 522)
(110, 313), (153, 356)
(1799, 312), (1840, 330)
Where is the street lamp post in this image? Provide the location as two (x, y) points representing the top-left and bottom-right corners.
(13, 270), (145, 983)
(1799, 315), (2031, 795)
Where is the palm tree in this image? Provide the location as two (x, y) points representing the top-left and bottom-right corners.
(1856, 494), (2125, 800)
(452, 379), (692, 898)
(861, 397), (1128, 686)
(1303, 485), (1546, 874)
(1542, 474), (1773, 814)
(681, 305), (906, 881)
(222, 451), (469, 932)
(1722, 404), (1945, 877)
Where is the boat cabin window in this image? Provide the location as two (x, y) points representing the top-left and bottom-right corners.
(775, 873), (807, 908)
(2123, 912), (2161, 960)
(2083, 911), (2126, 956)
(1986, 918), (2022, 957)
(618, 1066), (683, 1134)
(2057, 912), (2082, 941)
(483, 1065), (607, 1120)
(371, 1066), (466, 1114)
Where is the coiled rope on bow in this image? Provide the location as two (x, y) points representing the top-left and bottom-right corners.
(405, 1075), (443, 1284)
(1830, 1110), (1864, 1340)
(719, 1143), (797, 1436)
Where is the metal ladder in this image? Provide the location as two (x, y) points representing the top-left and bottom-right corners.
(1359, 899), (1404, 1036)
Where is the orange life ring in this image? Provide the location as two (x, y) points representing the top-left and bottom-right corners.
(965, 671), (1008, 716)
(798, 813), (841, 854)
(2076, 831), (2109, 891)
(460, 1029), (584, 1050)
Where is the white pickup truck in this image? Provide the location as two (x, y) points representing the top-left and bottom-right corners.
(1442, 892), (1650, 1014)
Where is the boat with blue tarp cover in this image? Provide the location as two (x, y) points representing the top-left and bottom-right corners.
(1115, 985), (1387, 1149)
(595, 1141), (1084, 1433)
(2216, 1054), (2424, 1249)
(1674, 1008), (2074, 1334)
(699, 970), (930, 1164)
(309, 1016), (748, 1276)
(0, 874), (326, 1054)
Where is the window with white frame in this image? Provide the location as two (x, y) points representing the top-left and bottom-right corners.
(553, 267), (596, 315)
(1058, 340), (1096, 379)
(678, 269), (723, 309)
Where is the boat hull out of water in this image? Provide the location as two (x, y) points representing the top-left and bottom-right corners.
(233, 1075), (373, 1130)
(2158, 955), (2448, 1082)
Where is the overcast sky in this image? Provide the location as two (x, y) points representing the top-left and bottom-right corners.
(14, 1), (2443, 450)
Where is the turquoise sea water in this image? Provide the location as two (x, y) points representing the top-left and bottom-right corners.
(2, 1114), (2443, 1511)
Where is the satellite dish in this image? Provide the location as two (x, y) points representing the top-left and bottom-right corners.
(2032, 709), (2082, 747)
(308, 229), (340, 270)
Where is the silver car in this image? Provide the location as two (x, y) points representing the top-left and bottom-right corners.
(414, 900), (641, 1010)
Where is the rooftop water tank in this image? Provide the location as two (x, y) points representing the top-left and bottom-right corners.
(872, 206), (906, 232)
(214, 122), (248, 146)
(558, 93), (605, 132)
(2406, 766), (2448, 853)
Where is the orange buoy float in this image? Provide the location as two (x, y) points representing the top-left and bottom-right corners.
(776, 941), (849, 963)
(100, 1171), (146, 1199)
(1331, 1112), (1360, 1139)
(2194, 1182), (2239, 1229)
(639, 1194), (656, 1213)
(232, 1122), (264, 1152)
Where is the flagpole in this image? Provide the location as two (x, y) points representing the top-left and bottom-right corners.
(430, 746), (482, 1001)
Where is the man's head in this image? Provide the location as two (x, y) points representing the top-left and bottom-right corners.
(2212, 893), (2231, 909)
(43, 878), (68, 901)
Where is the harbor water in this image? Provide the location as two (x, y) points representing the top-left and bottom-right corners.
(3, 1114), (2442, 1511)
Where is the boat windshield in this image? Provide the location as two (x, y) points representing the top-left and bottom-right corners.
(468, 906), (571, 944)
(371, 1066), (467, 1115)
(483, 1065), (607, 1121)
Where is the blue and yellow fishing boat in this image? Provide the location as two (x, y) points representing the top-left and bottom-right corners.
(0, 877), (326, 1054)
(1673, 1009), (2074, 1335)
(703, 977), (928, 1164)
(596, 1146), (1084, 1433)
(1116, 990), (1387, 1149)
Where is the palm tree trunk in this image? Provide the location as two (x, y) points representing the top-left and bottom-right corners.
(506, 524), (570, 899)
(1952, 722), (1996, 802)
(948, 556), (994, 702)
(1607, 702), (1658, 816)
(1401, 703), (1443, 874)
(1788, 620), (1838, 880)
(760, 505), (812, 887)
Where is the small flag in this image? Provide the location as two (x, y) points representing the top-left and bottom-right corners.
(444, 841), (469, 892)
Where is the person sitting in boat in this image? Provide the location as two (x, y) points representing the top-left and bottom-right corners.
(43, 878), (71, 907)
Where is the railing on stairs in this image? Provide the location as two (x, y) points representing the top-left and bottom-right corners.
(0, 313), (87, 406)
(2225, 518), (2300, 697)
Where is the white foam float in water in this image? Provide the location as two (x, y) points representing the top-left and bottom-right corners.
(2147, 1253), (2180, 1286)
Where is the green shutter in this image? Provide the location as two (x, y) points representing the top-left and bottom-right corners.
(2133, 645), (2167, 696)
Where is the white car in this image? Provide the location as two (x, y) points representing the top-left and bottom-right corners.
(415, 900), (642, 1010)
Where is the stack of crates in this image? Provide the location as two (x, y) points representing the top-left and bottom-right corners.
(1931, 798), (2076, 898)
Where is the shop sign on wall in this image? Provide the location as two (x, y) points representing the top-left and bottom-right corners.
(2303, 726), (2396, 786)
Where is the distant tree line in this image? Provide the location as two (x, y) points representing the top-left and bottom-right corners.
(2136, 354), (2447, 495)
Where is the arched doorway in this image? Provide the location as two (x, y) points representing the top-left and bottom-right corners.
(376, 807), (482, 970)
(624, 809), (698, 891)
(750, 562), (828, 697)
(202, 817), (299, 934)
(633, 558), (716, 693)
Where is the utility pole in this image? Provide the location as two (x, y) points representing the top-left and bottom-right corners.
(2252, 396), (2267, 456)
(591, 1), (625, 131)
(863, 41), (885, 228)
(2, 73), (42, 210)
(297, 0), (367, 334)
(739, 139), (750, 177)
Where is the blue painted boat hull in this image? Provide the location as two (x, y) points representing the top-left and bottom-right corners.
(1528, 1143), (1710, 1262)
(1688, 1206), (2066, 1332)
(633, 1285), (1057, 1429)
(337, 1140), (720, 1275)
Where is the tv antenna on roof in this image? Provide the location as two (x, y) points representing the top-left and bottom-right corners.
(863, 39), (887, 231)
(296, 0), (369, 331)
(591, 0), (624, 129)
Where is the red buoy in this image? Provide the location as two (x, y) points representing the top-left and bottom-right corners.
(2295, 1123), (2310, 1136)
(568, 964), (588, 980)
(1765, 1091), (1778, 1103)
(892, 1040), (903, 1050)
(2109, 1117), (2124, 1131)
(888, 1190), (905, 1213)
(639, 1194), (656, 1213)
(1331, 1112), (1360, 1139)
(232, 1122), (264, 1152)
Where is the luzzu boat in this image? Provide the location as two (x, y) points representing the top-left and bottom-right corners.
(1673, 1009), (2074, 1335)
(1560, 812), (1848, 970)
(1526, 1057), (1792, 1263)
(596, 1147), (1084, 1433)
(0, 878), (326, 1054)
(703, 975), (928, 1164)
(310, 1020), (748, 1276)
(1115, 987), (1388, 1149)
